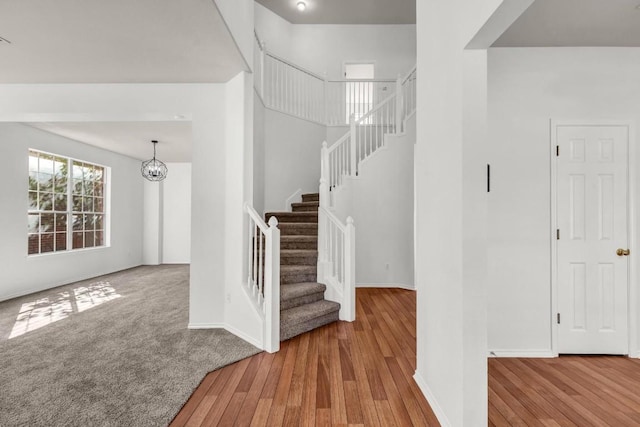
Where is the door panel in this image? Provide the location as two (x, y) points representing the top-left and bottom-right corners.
(556, 125), (629, 354)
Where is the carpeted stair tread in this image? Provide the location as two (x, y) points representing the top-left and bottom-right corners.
(301, 193), (320, 203)
(281, 249), (318, 266)
(265, 211), (318, 223)
(280, 282), (326, 310)
(278, 222), (318, 236)
(280, 300), (340, 341)
(281, 265), (317, 284)
(281, 282), (326, 301)
(281, 235), (317, 250)
(291, 202), (319, 212)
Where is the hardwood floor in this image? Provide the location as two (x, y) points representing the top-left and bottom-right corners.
(171, 288), (440, 426)
(489, 356), (640, 426)
(173, 288), (640, 426)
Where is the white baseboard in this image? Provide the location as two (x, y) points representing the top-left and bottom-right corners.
(357, 283), (416, 291)
(224, 324), (263, 349)
(488, 349), (555, 358)
(413, 371), (452, 427)
(187, 323), (225, 329)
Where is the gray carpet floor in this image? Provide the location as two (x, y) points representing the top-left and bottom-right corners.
(0, 265), (261, 426)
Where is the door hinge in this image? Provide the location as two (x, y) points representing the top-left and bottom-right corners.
(556, 229), (560, 240)
(556, 145), (559, 157)
(557, 313), (561, 324)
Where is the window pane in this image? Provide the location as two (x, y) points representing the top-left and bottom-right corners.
(72, 214), (83, 231)
(84, 231), (95, 248)
(72, 232), (83, 249)
(54, 194), (67, 211)
(29, 153), (39, 172)
(95, 230), (104, 247)
(39, 173), (53, 192)
(94, 167), (104, 182)
(72, 179), (82, 195)
(40, 213), (54, 233)
(28, 172), (38, 192)
(28, 214), (39, 233)
(39, 192), (53, 211)
(28, 234), (39, 255)
(54, 174), (67, 194)
(72, 161), (83, 179)
(95, 197), (104, 213)
(95, 215), (103, 230)
(55, 214), (67, 232)
(55, 233), (67, 251)
(83, 180), (94, 196)
(41, 233), (54, 253)
(39, 155), (54, 175)
(72, 195), (83, 211)
(94, 182), (104, 197)
(83, 214), (93, 231)
(28, 191), (38, 210)
(83, 197), (93, 212)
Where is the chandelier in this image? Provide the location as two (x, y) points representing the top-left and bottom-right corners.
(141, 140), (168, 181)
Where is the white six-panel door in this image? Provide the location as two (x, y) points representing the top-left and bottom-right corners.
(556, 125), (629, 354)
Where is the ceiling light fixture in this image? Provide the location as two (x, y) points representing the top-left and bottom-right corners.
(297, 1), (306, 12)
(141, 140), (168, 181)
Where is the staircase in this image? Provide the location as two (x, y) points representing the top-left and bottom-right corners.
(265, 193), (340, 341)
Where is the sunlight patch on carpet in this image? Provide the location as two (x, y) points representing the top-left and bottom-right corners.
(9, 281), (121, 339)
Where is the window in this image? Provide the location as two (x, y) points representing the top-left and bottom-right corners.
(345, 63), (375, 123)
(28, 150), (107, 255)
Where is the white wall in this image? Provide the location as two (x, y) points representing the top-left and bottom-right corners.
(255, 3), (416, 80)
(143, 179), (163, 265)
(414, 0), (512, 425)
(254, 3), (292, 60)
(487, 47), (640, 354)
(263, 110), (325, 212)
(0, 123), (143, 301)
(331, 118), (415, 288)
(215, 0), (254, 70)
(253, 93), (266, 214)
(290, 25), (416, 80)
(162, 163), (191, 264)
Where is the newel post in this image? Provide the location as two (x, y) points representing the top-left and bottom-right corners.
(349, 114), (357, 177)
(264, 216), (280, 353)
(395, 74), (403, 134)
(344, 216), (356, 322)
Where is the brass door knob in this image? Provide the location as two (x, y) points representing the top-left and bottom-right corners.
(617, 248), (631, 256)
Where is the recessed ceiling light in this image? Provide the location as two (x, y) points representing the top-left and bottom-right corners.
(297, 1), (306, 12)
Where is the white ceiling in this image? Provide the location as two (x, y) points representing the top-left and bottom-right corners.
(494, 0), (640, 47)
(27, 122), (193, 162)
(255, 0), (415, 24)
(0, 0), (246, 83)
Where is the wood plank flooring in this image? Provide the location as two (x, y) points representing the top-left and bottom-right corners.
(171, 288), (440, 426)
(489, 356), (640, 426)
(173, 288), (640, 426)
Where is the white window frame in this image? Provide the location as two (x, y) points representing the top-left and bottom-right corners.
(27, 149), (110, 256)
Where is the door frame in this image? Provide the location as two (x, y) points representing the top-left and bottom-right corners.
(550, 119), (637, 357)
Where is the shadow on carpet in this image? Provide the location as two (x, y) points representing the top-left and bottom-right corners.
(0, 265), (262, 426)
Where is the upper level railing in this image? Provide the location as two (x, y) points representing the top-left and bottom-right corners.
(254, 31), (407, 127)
(245, 202), (280, 353)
